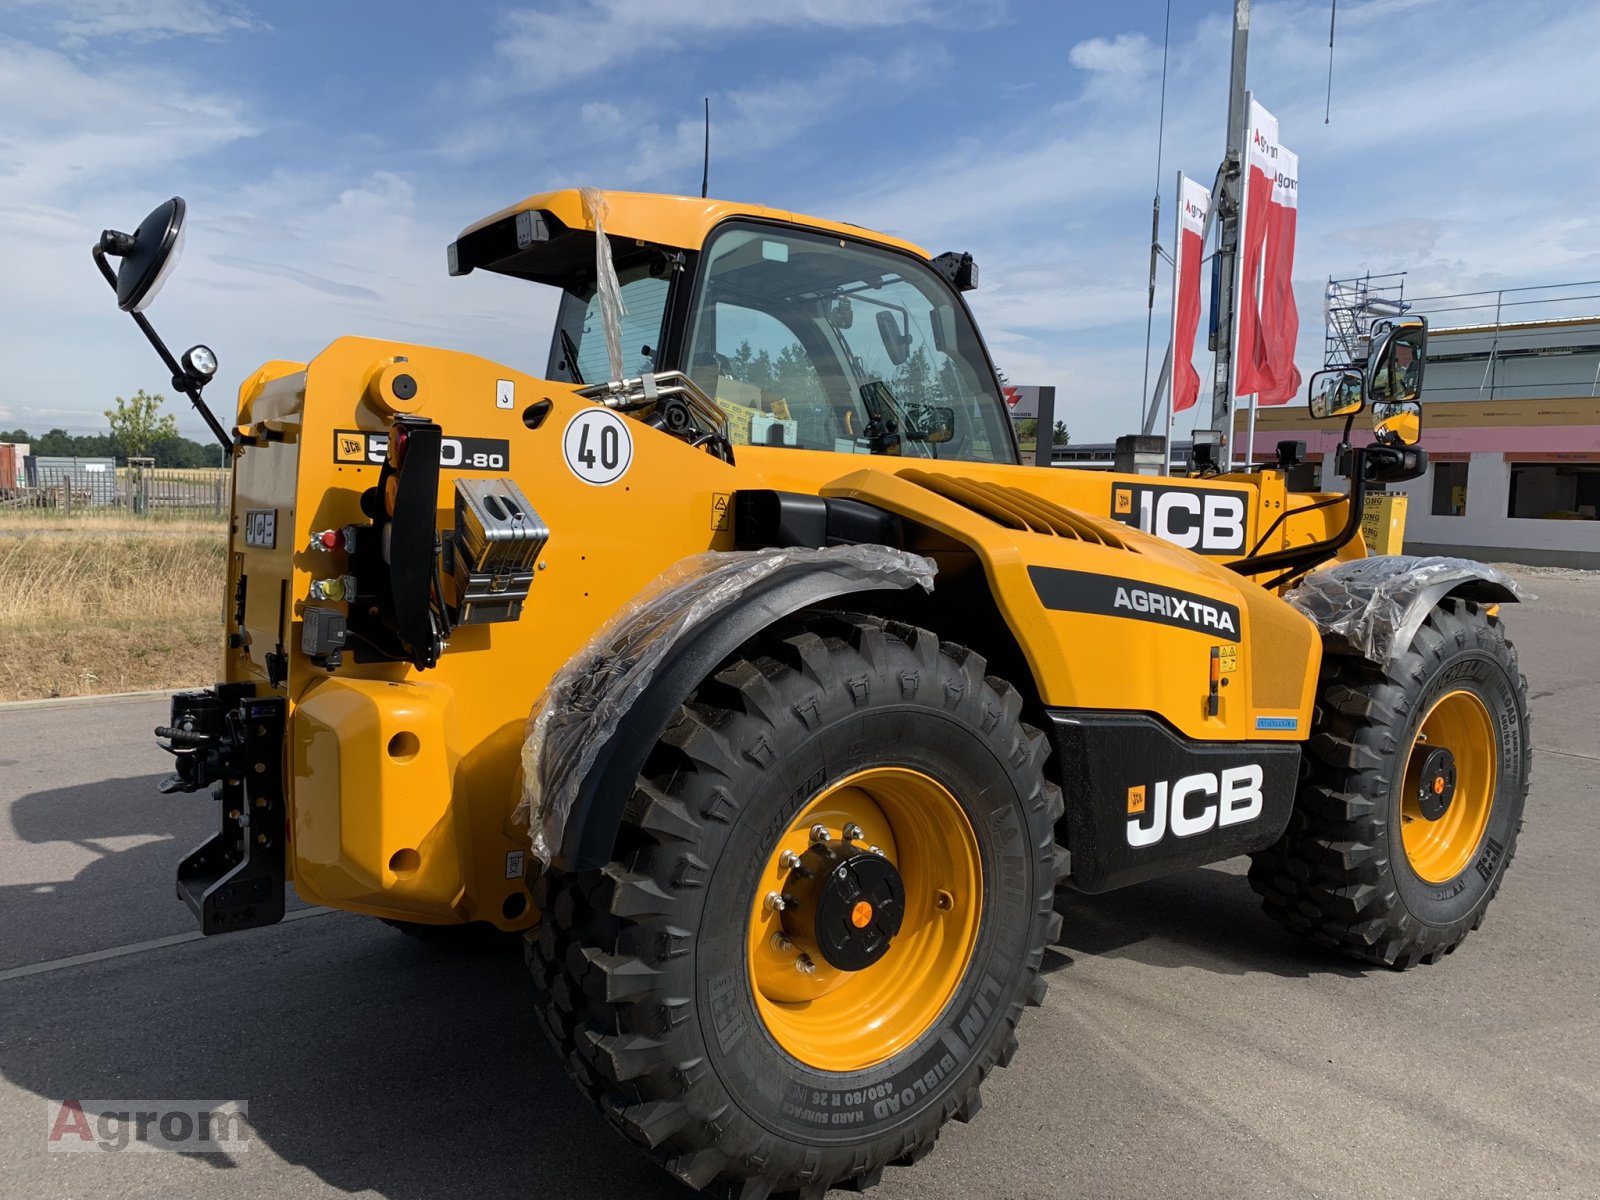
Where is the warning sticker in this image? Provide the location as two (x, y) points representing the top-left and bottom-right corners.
(711, 492), (731, 531)
(1218, 644), (1238, 673)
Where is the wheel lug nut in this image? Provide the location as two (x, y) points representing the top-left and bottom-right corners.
(810, 824), (831, 844)
(779, 850), (803, 871)
(770, 932), (793, 952)
(842, 822), (864, 842)
(868, 845), (884, 857)
(795, 953), (816, 975)
(765, 891), (789, 913)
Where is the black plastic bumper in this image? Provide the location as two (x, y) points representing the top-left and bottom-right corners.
(157, 684), (287, 935)
(1048, 710), (1300, 894)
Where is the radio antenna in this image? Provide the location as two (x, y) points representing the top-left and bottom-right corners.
(1325, 0), (1337, 123)
(701, 97), (710, 198)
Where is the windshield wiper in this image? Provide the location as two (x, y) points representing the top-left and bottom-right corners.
(560, 329), (585, 384)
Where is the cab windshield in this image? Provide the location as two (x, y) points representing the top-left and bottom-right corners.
(684, 223), (1016, 463)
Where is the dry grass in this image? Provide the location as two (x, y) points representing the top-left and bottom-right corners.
(0, 509), (225, 534)
(0, 532), (227, 701)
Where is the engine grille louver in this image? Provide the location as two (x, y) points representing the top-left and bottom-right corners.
(897, 469), (1134, 550)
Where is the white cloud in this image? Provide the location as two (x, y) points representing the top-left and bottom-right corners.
(580, 101), (625, 135)
(1067, 33), (1153, 76)
(0, 40), (256, 206)
(491, 0), (994, 91)
(10, 0), (265, 42)
(614, 48), (946, 187)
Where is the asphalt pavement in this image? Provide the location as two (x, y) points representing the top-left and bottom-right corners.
(1, 570), (1596, 1199)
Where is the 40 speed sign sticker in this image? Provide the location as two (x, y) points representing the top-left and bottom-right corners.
(563, 408), (634, 485)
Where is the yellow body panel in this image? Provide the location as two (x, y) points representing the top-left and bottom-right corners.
(223, 332), (1335, 930)
(456, 188), (931, 260)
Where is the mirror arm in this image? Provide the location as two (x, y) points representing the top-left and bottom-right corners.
(92, 244), (234, 453)
(1228, 445), (1369, 580)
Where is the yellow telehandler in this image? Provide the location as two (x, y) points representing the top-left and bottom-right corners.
(93, 187), (1530, 1197)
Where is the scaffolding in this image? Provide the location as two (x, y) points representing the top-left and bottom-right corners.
(1323, 272), (1408, 368)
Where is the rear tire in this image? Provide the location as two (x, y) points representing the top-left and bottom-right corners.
(528, 613), (1065, 1195)
(1249, 598), (1531, 968)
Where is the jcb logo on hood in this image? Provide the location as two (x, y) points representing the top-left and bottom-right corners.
(1110, 483), (1249, 556)
(1126, 765), (1263, 847)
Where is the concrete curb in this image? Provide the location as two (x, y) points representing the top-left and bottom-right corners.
(0, 688), (182, 714)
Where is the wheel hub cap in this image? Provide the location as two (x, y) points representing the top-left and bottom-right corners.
(783, 843), (906, 971)
(1415, 746), (1458, 821)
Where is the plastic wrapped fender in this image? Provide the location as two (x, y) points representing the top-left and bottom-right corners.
(1284, 554), (1525, 664)
(516, 546), (937, 867)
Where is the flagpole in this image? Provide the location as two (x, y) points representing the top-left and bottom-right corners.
(1166, 170), (1183, 466)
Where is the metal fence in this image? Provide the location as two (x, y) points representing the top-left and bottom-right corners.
(1, 466), (231, 518)
(1404, 281), (1600, 403)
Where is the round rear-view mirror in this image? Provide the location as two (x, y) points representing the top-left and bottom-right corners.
(114, 197), (187, 313)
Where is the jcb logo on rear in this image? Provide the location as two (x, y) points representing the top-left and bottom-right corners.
(1126, 765), (1263, 846)
(1110, 483), (1249, 555)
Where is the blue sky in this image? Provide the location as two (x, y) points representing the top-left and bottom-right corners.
(5, 0), (1600, 444)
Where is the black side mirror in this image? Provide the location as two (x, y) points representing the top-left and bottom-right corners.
(99, 197), (187, 313)
(91, 195), (232, 452)
(1307, 367), (1365, 419)
(905, 403), (955, 444)
(876, 310), (912, 366)
(1366, 317), (1427, 447)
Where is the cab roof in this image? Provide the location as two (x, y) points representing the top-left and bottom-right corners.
(449, 188), (929, 282)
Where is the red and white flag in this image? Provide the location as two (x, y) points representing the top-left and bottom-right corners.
(1169, 172), (1211, 415)
(1233, 96), (1279, 399)
(1259, 146), (1301, 404)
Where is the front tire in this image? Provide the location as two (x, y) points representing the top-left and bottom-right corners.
(1249, 598), (1531, 968)
(529, 614), (1064, 1195)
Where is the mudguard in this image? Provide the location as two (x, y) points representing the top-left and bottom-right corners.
(1284, 555), (1524, 664)
(516, 546), (936, 871)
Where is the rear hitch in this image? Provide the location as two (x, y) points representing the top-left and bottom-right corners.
(157, 684), (287, 935)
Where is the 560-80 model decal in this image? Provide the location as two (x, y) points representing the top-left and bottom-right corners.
(333, 429), (511, 471)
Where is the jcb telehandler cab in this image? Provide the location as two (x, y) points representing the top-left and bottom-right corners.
(95, 188), (1530, 1198)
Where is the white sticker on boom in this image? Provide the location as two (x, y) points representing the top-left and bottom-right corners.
(562, 409), (633, 485)
(505, 850), (526, 879)
(495, 379), (515, 409)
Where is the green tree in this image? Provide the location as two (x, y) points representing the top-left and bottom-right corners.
(105, 390), (179, 461)
(34, 428), (77, 456)
(1052, 420), (1070, 446)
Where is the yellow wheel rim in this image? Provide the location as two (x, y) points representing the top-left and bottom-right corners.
(1400, 689), (1497, 883)
(746, 767), (983, 1073)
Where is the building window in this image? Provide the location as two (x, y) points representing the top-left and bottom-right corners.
(1430, 461), (1469, 516)
(1506, 462), (1600, 520)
